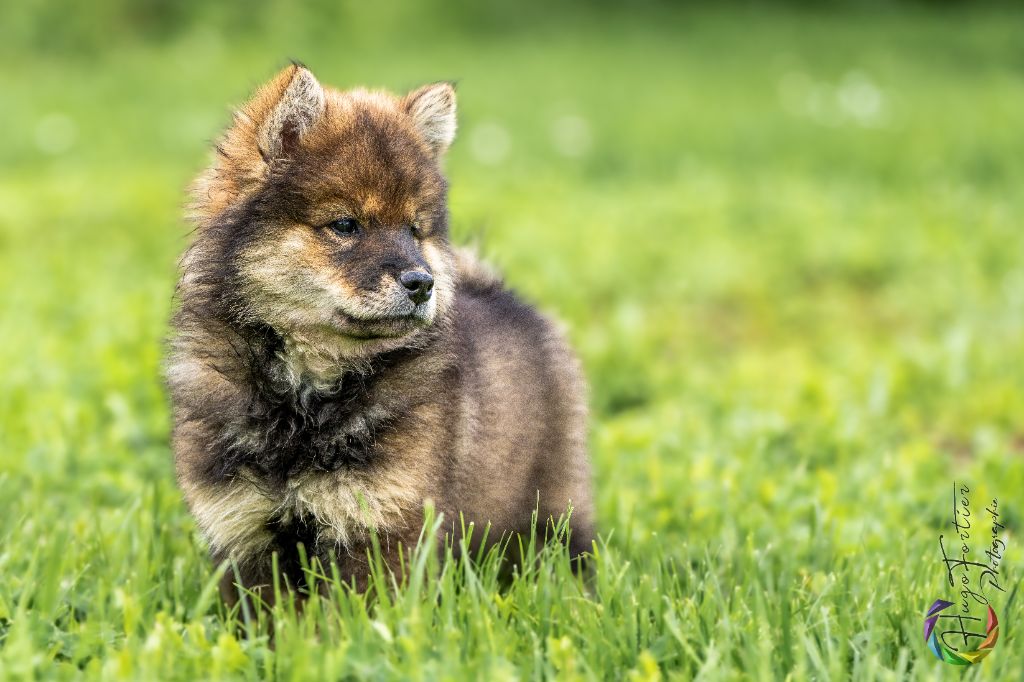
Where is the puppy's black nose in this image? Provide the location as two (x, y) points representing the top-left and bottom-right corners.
(399, 270), (434, 304)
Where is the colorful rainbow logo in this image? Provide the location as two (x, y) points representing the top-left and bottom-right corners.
(924, 599), (999, 665)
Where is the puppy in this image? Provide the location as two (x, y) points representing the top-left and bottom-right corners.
(167, 64), (593, 603)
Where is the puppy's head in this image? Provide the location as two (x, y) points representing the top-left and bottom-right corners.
(190, 65), (457, 364)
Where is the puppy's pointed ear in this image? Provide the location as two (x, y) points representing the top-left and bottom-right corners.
(403, 82), (457, 157)
(249, 64), (326, 161)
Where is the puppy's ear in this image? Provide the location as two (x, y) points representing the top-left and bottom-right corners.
(190, 64), (325, 220)
(248, 64), (326, 161)
(403, 82), (457, 157)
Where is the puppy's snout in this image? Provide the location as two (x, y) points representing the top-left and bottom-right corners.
(399, 270), (434, 304)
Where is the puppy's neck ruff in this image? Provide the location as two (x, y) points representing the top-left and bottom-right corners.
(273, 314), (448, 392)
(278, 330), (367, 391)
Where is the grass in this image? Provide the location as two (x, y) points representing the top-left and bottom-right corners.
(1, 2), (1023, 679)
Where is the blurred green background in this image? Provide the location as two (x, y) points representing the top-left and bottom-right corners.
(1, 1), (1022, 679)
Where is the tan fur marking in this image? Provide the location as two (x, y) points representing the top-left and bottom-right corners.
(235, 227), (358, 329)
(185, 478), (277, 559)
(361, 194), (384, 215)
(283, 465), (424, 549)
(184, 450), (430, 562)
(423, 240), (455, 315)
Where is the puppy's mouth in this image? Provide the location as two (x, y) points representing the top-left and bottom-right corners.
(332, 307), (429, 339)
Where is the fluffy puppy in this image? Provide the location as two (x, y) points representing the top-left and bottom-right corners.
(167, 64), (593, 602)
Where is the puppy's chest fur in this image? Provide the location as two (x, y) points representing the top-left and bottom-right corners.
(209, 341), (408, 486)
(215, 378), (389, 485)
(194, 458), (422, 562)
(195, 346), (429, 559)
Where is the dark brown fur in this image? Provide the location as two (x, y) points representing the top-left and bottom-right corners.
(167, 64), (593, 603)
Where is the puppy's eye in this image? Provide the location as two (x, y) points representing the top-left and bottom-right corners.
(409, 223), (423, 238)
(327, 218), (360, 236)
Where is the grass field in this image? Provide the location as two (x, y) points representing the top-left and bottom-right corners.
(1, 2), (1023, 679)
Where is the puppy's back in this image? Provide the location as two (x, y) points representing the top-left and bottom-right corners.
(444, 253), (593, 553)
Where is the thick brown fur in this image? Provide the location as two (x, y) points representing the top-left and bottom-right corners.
(167, 64), (593, 604)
